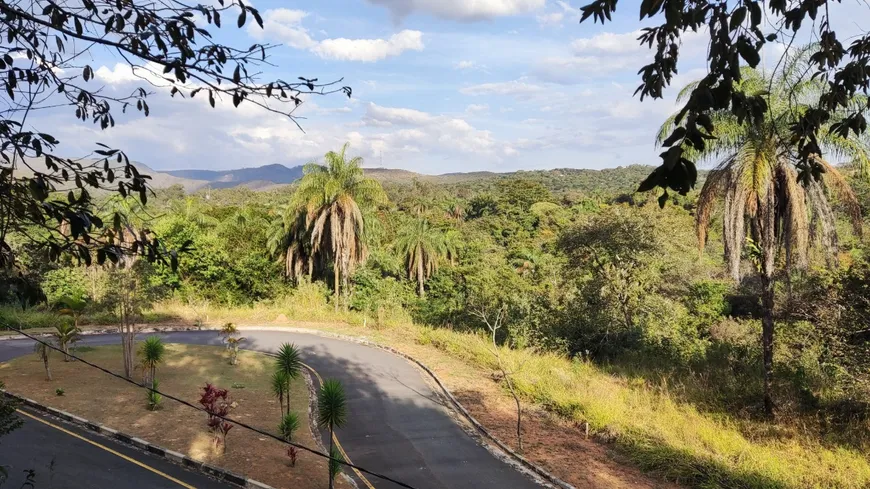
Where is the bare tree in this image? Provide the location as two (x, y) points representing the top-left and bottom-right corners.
(472, 305), (525, 453)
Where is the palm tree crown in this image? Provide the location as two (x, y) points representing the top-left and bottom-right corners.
(659, 51), (867, 282)
(271, 143), (387, 308)
(395, 219), (455, 297)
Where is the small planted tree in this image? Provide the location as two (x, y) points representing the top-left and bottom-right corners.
(279, 412), (300, 442)
(219, 323), (239, 351)
(271, 370), (290, 416)
(199, 383), (233, 453)
(53, 322), (80, 362)
(275, 343), (302, 416)
(147, 379), (163, 411)
(226, 336), (245, 366)
(318, 379), (347, 489)
(33, 343), (52, 381)
(139, 336), (165, 397)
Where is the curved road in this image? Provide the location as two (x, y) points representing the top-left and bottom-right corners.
(0, 330), (542, 489)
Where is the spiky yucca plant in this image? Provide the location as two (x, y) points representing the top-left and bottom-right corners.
(317, 379), (347, 489)
(659, 47), (870, 415)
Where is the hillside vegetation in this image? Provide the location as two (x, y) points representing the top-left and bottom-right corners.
(2, 159), (869, 489)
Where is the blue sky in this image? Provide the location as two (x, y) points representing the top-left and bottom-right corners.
(36, 0), (869, 174)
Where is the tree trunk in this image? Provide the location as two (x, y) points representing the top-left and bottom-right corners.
(417, 256), (425, 297)
(333, 261), (340, 312)
(43, 358), (51, 381)
(285, 389), (290, 417)
(761, 273), (775, 416)
(328, 426), (335, 489)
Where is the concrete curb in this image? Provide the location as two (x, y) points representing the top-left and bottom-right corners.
(4, 323), (574, 489)
(2, 390), (273, 489)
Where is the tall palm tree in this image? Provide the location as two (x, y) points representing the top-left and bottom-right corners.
(317, 379), (347, 489)
(139, 336), (165, 390)
(290, 143), (388, 309)
(659, 49), (869, 415)
(395, 219), (455, 297)
(275, 343), (302, 416)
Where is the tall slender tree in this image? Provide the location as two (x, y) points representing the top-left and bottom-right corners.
(659, 51), (870, 414)
(318, 379), (347, 489)
(287, 144), (387, 309)
(139, 336), (166, 390)
(275, 343), (302, 416)
(395, 219), (455, 297)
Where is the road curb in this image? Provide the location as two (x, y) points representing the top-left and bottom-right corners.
(1, 390), (275, 489)
(4, 323), (574, 489)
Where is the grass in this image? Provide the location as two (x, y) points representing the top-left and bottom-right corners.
(0, 343), (347, 489)
(5, 298), (870, 488)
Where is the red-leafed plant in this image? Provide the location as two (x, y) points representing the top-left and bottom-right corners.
(287, 446), (298, 467)
(199, 383), (234, 453)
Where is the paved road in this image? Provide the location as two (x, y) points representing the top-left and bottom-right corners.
(1, 407), (232, 489)
(0, 330), (542, 489)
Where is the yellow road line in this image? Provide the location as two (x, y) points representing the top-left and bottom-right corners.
(16, 409), (196, 489)
(301, 362), (377, 489)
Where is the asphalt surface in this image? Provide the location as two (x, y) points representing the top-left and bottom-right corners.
(1, 407), (232, 489)
(0, 330), (542, 489)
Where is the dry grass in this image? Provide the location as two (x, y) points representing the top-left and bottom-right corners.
(0, 343), (347, 489)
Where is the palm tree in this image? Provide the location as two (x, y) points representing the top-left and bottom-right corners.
(139, 336), (165, 390)
(395, 219), (455, 297)
(58, 295), (87, 330)
(267, 204), (316, 280)
(275, 343), (302, 416)
(660, 50), (869, 414)
(290, 143), (388, 310)
(271, 370), (290, 416)
(53, 322), (80, 362)
(317, 379), (347, 489)
(34, 342), (51, 381)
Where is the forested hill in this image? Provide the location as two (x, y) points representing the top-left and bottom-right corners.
(148, 163), (674, 196)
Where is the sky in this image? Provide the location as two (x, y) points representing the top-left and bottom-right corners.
(31, 0), (870, 174)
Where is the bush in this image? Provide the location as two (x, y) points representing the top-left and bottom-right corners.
(40, 268), (88, 306)
(0, 306), (61, 330)
(278, 412), (300, 441)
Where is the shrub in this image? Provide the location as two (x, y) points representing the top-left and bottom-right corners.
(278, 412), (300, 441)
(55, 388), (64, 396)
(147, 379), (162, 411)
(199, 383), (233, 452)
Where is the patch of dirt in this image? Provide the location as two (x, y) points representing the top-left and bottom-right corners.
(1, 343), (349, 489)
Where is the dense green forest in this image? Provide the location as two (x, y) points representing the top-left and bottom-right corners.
(3, 146), (868, 424)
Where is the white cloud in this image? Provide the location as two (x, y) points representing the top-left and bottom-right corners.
(366, 0), (545, 21)
(455, 60), (476, 70)
(360, 103), (512, 158)
(94, 62), (193, 88)
(536, 12), (564, 26)
(465, 104), (489, 115)
(248, 9), (315, 49)
(571, 30), (643, 55)
(313, 30), (424, 62)
(460, 79), (543, 96)
(250, 9), (423, 62)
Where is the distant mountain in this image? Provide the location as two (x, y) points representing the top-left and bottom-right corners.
(165, 164), (304, 187)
